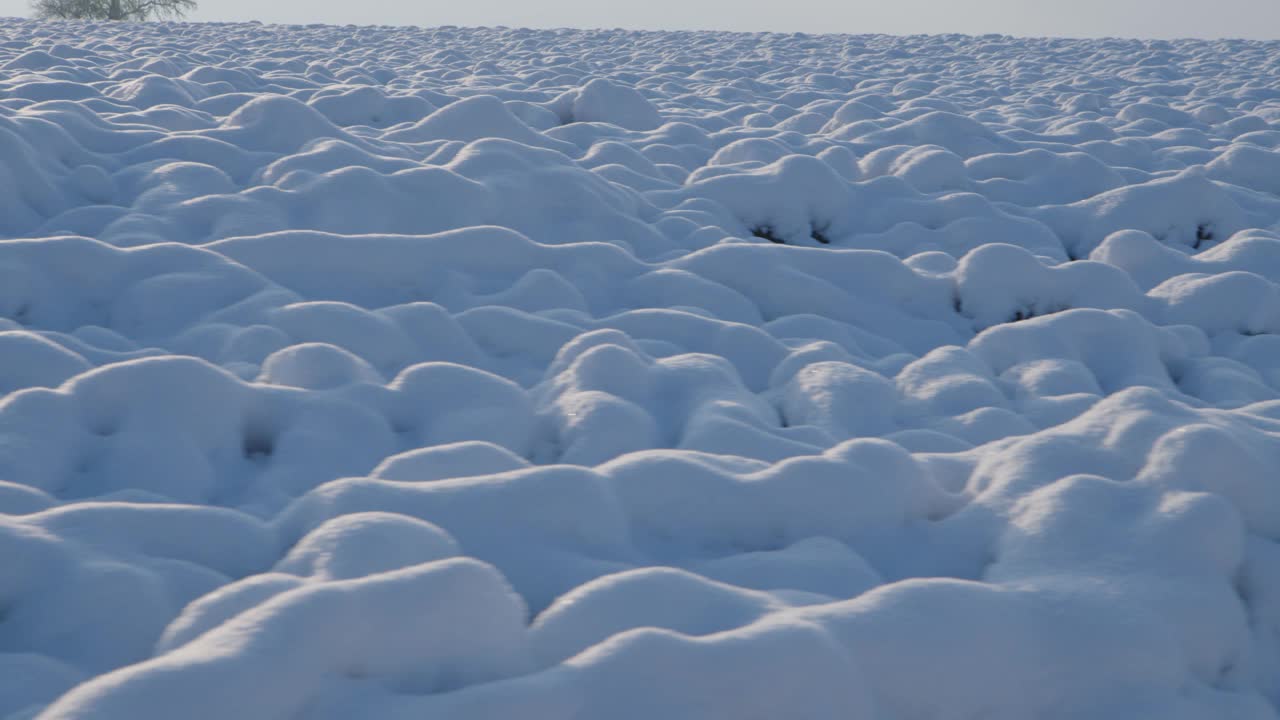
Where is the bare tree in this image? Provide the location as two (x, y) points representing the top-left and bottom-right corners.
(31, 0), (195, 21)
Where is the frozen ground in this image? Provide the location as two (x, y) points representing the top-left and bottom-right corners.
(1, 19), (1280, 719)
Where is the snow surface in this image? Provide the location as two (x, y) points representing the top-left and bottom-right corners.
(1, 18), (1280, 719)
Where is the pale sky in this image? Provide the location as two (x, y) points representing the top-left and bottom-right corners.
(3, 0), (1280, 39)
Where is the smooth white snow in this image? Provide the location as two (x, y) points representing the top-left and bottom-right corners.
(0, 19), (1279, 720)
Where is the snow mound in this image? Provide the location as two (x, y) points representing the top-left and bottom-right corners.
(567, 78), (663, 131)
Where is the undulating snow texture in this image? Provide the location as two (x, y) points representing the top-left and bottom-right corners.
(2, 19), (1280, 719)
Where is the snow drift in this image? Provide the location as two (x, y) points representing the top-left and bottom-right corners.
(0, 19), (1279, 720)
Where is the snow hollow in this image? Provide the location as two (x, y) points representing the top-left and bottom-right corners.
(2, 18), (1280, 719)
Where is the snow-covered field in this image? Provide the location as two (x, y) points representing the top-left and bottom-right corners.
(2, 18), (1280, 718)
